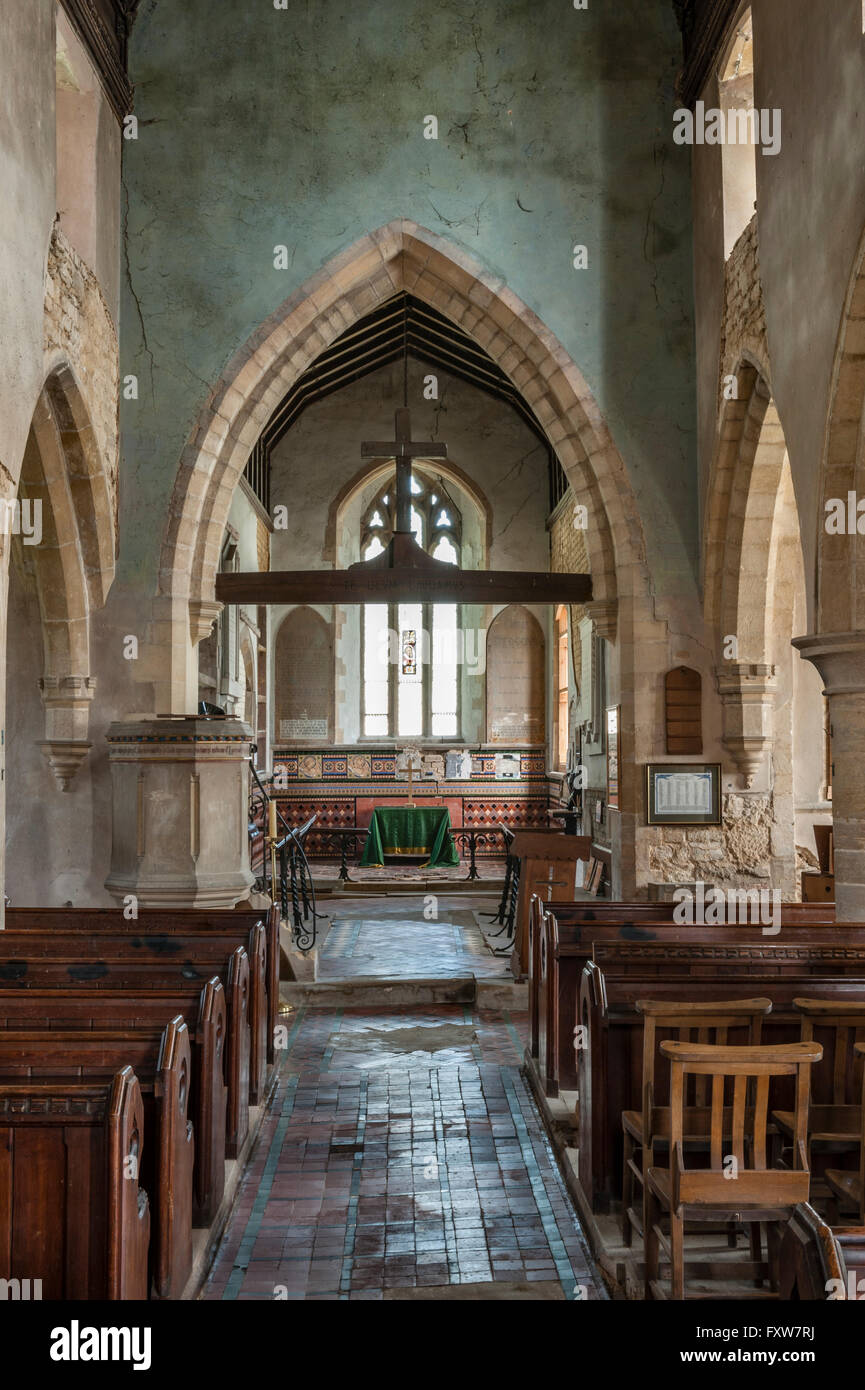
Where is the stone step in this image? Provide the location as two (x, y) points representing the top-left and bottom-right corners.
(280, 975), (477, 1006)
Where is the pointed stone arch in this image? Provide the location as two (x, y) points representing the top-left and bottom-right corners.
(704, 358), (795, 662)
(703, 356), (806, 812)
(158, 221), (648, 711)
(10, 365), (115, 788)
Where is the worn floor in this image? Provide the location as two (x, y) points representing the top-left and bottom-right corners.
(201, 1003), (606, 1300)
(315, 898), (510, 981)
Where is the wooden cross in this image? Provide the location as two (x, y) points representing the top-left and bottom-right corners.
(361, 407), (447, 533)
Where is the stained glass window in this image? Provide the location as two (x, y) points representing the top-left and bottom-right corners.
(360, 468), (462, 739)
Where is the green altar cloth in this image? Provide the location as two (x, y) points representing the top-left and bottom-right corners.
(360, 806), (460, 868)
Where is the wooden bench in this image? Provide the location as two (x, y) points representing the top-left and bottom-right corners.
(0, 945), (251, 1161)
(0, 979), (230, 1217)
(0, 1068), (151, 1299)
(530, 905), (847, 1100)
(4, 905), (279, 1063)
(576, 938), (865, 1212)
(0, 1018), (193, 1299)
(1, 913), (271, 1103)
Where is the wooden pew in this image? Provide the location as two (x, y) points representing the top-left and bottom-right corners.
(1, 913), (271, 1104)
(0, 1067), (150, 1299)
(0, 1019), (193, 1299)
(779, 1202), (865, 1299)
(0, 978), (231, 1215)
(576, 937), (865, 1213)
(0, 945), (251, 1161)
(530, 903), (846, 1101)
(528, 895), (836, 1042)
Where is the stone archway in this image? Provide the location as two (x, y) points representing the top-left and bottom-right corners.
(157, 221), (648, 714)
(10, 365), (115, 790)
(703, 357), (818, 896)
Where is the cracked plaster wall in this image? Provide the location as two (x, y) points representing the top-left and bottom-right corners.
(120, 0), (696, 612)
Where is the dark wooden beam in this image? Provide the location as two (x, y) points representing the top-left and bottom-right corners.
(216, 568), (591, 606)
(674, 0), (741, 108)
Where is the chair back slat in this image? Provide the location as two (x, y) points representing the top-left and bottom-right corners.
(753, 1073), (770, 1169)
(732, 1074), (747, 1167)
(710, 1073), (724, 1169)
(834, 1026), (849, 1105)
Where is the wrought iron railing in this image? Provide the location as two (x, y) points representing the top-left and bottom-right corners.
(248, 754), (321, 951)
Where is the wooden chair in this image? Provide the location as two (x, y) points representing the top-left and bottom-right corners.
(644, 1039), (822, 1300)
(825, 1041), (865, 1223)
(772, 998), (865, 1191)
(622, 997), (772, 1247)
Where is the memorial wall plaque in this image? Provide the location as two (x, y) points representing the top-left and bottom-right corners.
(275, 607), (333, 741)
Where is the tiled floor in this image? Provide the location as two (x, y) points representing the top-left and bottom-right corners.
(202, 1005), (606, 1301)
(315, 897), (511, 981)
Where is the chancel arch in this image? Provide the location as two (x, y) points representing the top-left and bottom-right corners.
(158, 222), (649, 716)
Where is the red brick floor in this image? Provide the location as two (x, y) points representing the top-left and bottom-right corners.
(202, 1005), (605, 1301)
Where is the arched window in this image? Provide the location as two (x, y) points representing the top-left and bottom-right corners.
(719, 9), (756, 258)
(361, 470), (461, 738)
(554, 605), (569, 769)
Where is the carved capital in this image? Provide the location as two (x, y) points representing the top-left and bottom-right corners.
(715, 662), (776, 787)
(189, 599), (223, 645)
(37, 675), (96, 786)
(793, 631), (865, 697)
(585, 598), (617, 644)
(38, 739), (92, 792)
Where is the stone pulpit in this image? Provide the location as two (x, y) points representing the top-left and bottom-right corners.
(104, 716), (255, 908)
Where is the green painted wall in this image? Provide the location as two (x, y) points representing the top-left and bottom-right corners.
(121, 0), (695, 594)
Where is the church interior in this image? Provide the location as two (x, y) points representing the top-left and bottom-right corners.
(4, 0), (865, 1334)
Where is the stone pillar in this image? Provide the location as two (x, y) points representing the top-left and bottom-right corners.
(792, 633), (865, 922)
(105, 716), (254, 908)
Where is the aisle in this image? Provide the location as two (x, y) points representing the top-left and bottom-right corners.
(202, 1004), (606, 1301)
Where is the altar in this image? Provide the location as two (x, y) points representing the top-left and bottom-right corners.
(359, 806), (460, 868)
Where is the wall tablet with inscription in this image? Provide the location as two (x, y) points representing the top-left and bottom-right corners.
(485, 604), (545, 743)
(274, 607), (333, 743)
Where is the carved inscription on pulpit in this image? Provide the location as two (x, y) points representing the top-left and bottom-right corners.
(275, 607), (333, 742)
(486, 605), (545, 743)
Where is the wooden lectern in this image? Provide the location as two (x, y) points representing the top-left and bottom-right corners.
(510, 831), (592, 979)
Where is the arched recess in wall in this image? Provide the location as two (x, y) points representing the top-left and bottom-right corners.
(485, 605), (545, 745)
(273, 607), (334, 744)
(157, 221), (650, 712)
(6, 366), (115, 794)
(704, 357), (826, 890)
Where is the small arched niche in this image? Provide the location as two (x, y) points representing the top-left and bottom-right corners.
(274, 607), (334, 743)
(486, 605), (545, 744)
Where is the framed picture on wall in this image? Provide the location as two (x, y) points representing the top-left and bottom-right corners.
(606, 705), (620, 809)
(646, 763), (722, 826)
